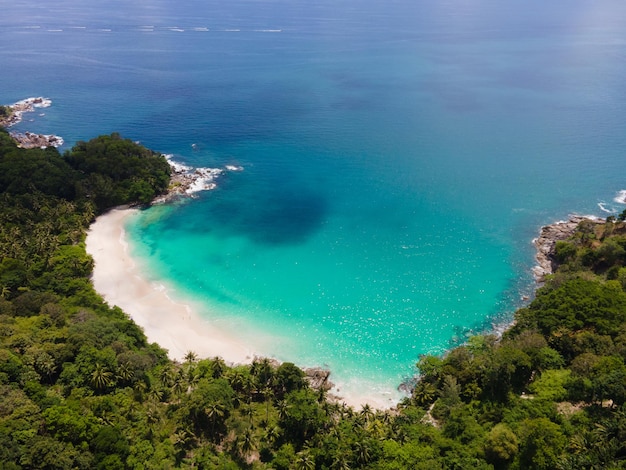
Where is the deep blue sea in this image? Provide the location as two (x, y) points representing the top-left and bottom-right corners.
(3, 0), (626, 399)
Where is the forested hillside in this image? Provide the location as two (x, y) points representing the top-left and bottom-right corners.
(1, 127), (626, 469)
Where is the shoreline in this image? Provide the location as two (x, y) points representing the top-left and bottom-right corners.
(1, 97), (64, 148)
(85, 207), (256, 365)
(532, 214), (604, 282)
(154, 155), (243, 204)
(85, 205), (403, 409)
(86, 159), (610, 411)
(85, 208), (604, 410)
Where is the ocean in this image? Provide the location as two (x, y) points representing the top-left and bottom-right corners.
(3, 0), (626, 400)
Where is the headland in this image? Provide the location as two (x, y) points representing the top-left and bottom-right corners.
(0, 97), (64, 148)
(533, 214), (604, 282)
(153, 155), (242, 203)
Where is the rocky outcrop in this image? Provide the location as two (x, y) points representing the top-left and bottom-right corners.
(304, 367), (333, 391)
(532, 215), (603, 282)
(9, 131), (64, 149)
(153, 164), (223, 204)
(154, 156), (243, 204)
(1, 97), (52, 127)
(1, 97), (64, 149)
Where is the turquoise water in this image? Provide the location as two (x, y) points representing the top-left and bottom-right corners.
(3, 0), (626, 396)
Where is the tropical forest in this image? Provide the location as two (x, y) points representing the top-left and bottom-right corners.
(1, 127), (626, 469)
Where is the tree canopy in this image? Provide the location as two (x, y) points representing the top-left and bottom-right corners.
(65, 133), (170, 210)
(3, 127), (626, 468)
(0, 129), (170, 213)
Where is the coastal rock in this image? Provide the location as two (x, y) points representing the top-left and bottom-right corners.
(154, 155), (243, 204)
(303, 367), (333, 391)
(1, 97), (64, 149)
(1, 97), (52, 127)
(9, 131), (64, 149)
(532, 215), (603, 282)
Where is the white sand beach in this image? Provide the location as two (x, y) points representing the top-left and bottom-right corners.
(85, 207), (255, 365)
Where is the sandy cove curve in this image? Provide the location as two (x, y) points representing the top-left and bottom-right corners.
(85, 207), (255, 365)
(85, 206), (402, 409)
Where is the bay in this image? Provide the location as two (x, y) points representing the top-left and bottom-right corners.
(2, 0), (626, 400)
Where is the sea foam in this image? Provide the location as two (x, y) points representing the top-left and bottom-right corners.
(164, 154), (243, 196)
(186, 168), (224, 194)
(614, 190), (626, 205)
(164, 154), (192, 173)
(14, 97), (52, 109)
(598, 202), (616, 214)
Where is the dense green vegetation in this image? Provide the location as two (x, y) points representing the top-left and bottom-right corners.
(2, 126), (626, 468)
(0, 131), (170, 212)
(65, 134), (170, 210)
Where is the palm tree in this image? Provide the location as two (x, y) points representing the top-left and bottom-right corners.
(116, 362), (134, 385)
(145, 405), (161, 427)
(133, 380), (147, 402)
(276, 399), (290, 421)
(148, 387), (164, 403)
(125, 401), (139, 421)
(80, 201), (96, 226)
(325, 402), (342, 422)
(171, 428), (196, 463)
(316, 385), (329, 403)
(376, 410), (393, 426)
(359, 404), (374, 423)
(186, 367), (199, 392)
(91, 363), (114, 391)
(327, 426), (342, 443)
(413, 381), (437, 407)
(262, 385), (274, 424)
(237, 427), (256, 460)
(35, 353), (57, 383)
(172, 371), (186, 399)
(242, 404), (255, 426)
(242, 374), (255, 403)
(391, 425), (409, 444)
(210, 356), (226, 378)
(340, 403), (354, 420)
(294, 450), (315, 470)
(159, 365), (174, 388)
(228, 370), (246, 393)
(4, 226), (24, 259)
(331, 453), (351, 470)
(0, 285), (10, 299)
(97, 410), (114, 426)
(231, 394), (243, 410)
(367, 419), (387, 441)
(204, 402), (226, 439)
(353, 440), (371, 465)
(145, 405), (161, 438)
(184, 350), (198, 364)
(262, 426), (281, 447)
(251, 357), (274, 389)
